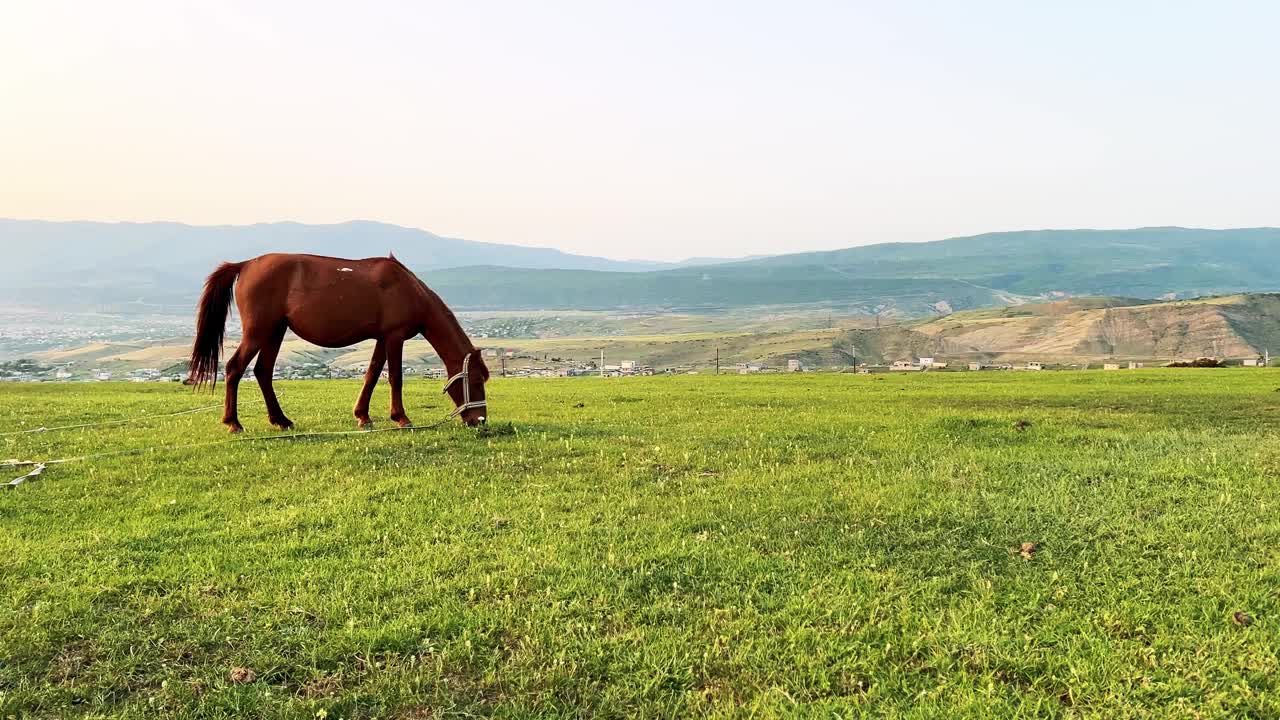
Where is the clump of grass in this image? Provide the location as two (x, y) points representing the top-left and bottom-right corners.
(475, 420), (517, 437)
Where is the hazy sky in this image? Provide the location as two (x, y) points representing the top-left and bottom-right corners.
(2, 2), (1277, 261)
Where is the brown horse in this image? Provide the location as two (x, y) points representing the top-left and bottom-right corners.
(188, 253), (489, 432)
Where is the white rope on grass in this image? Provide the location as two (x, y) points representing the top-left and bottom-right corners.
(4, 463), (44, 489)
(0, 403), (225, 436)
(2, 409), (465, 490)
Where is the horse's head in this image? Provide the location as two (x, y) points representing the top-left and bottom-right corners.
(443, 348), (490, 426)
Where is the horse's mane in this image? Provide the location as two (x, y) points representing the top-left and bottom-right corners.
(388, 252), (473, 352)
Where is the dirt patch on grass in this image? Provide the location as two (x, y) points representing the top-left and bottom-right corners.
(49, 643), (95, 686)
(301, 673), (344, 698)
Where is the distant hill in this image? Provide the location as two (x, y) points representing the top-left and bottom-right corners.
(0, 219), (702, 309)
(0, 218), (685, 273)
(419, 265), (1008, 314)
(422, 227), (1280, 313)
(735, 227), (1280, 297)
(5, 223), (1280, 315)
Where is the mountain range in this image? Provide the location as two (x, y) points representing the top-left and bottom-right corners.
(3, 220), (1280, 316)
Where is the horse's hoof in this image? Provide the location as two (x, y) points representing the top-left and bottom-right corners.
(225, 424), (244, 434)
(272, 422), (294, 431)
(396, 420), (414, 429)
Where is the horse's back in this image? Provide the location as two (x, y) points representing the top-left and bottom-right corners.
(240, 253), (410, 290)
(234, 253), (422, 344)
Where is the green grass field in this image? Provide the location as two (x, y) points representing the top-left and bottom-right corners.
(3, 371), (1279, 718)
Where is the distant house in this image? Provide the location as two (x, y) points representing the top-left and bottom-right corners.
(890, 360), (920, 371)
(787, 359), (803, 373)
(1025, 362), (1044, 371)
(1243, 357), (1264, 367)
(968, 362), (982, 371)
(1128, 361), (1143, 369)
(918, 357), (935, 367)
(483, 348), (498, 359)
(95, 370), (112, 381)
(1103, 363), (1121, 371)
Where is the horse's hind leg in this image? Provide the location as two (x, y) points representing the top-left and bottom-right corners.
(352, 339), (386, 428)
(254, 324), (291, 430)
(222, 332), (265, 434)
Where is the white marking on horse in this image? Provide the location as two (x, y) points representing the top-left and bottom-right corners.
(339, 267), (354, 272)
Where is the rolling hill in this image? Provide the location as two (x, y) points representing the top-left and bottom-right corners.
(0, 219), (733, 310)
(0, 219), (680, 275)
(734, 227), (1280, 297)
(5, 223), (1280, 317)
(419, 265), (1010, 314)
(419, 227), (1280, 312)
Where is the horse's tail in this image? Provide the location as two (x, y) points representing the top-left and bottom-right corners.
(188, 261), (244, 388)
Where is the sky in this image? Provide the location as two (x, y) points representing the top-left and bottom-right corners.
(2, 1), (1277, 262)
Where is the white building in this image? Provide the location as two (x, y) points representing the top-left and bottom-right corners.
(787, 359), (803, 373)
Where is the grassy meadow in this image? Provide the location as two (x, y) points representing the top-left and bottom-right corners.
(2, 371), (1280, 718)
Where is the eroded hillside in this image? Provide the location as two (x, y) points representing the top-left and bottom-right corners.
(842, 295), (1280, 364)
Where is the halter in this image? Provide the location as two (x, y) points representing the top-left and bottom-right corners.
(442, 352), (487, 419)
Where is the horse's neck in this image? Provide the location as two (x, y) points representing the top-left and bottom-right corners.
(420, 303), (472, 372)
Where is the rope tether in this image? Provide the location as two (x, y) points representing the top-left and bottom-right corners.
(0, 403), (225, 437)
(3, 405), (466, 490)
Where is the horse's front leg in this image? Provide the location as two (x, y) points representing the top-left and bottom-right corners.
(353, 339), (386, 428)
(386, 337), (412, 428)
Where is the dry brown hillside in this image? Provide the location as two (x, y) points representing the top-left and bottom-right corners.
(843, 295), (1280, 364)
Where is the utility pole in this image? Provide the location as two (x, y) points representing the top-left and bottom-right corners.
(600, 349), (605, 378)
(715, 347), (720, 375)
(501, 354), (506, 378)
